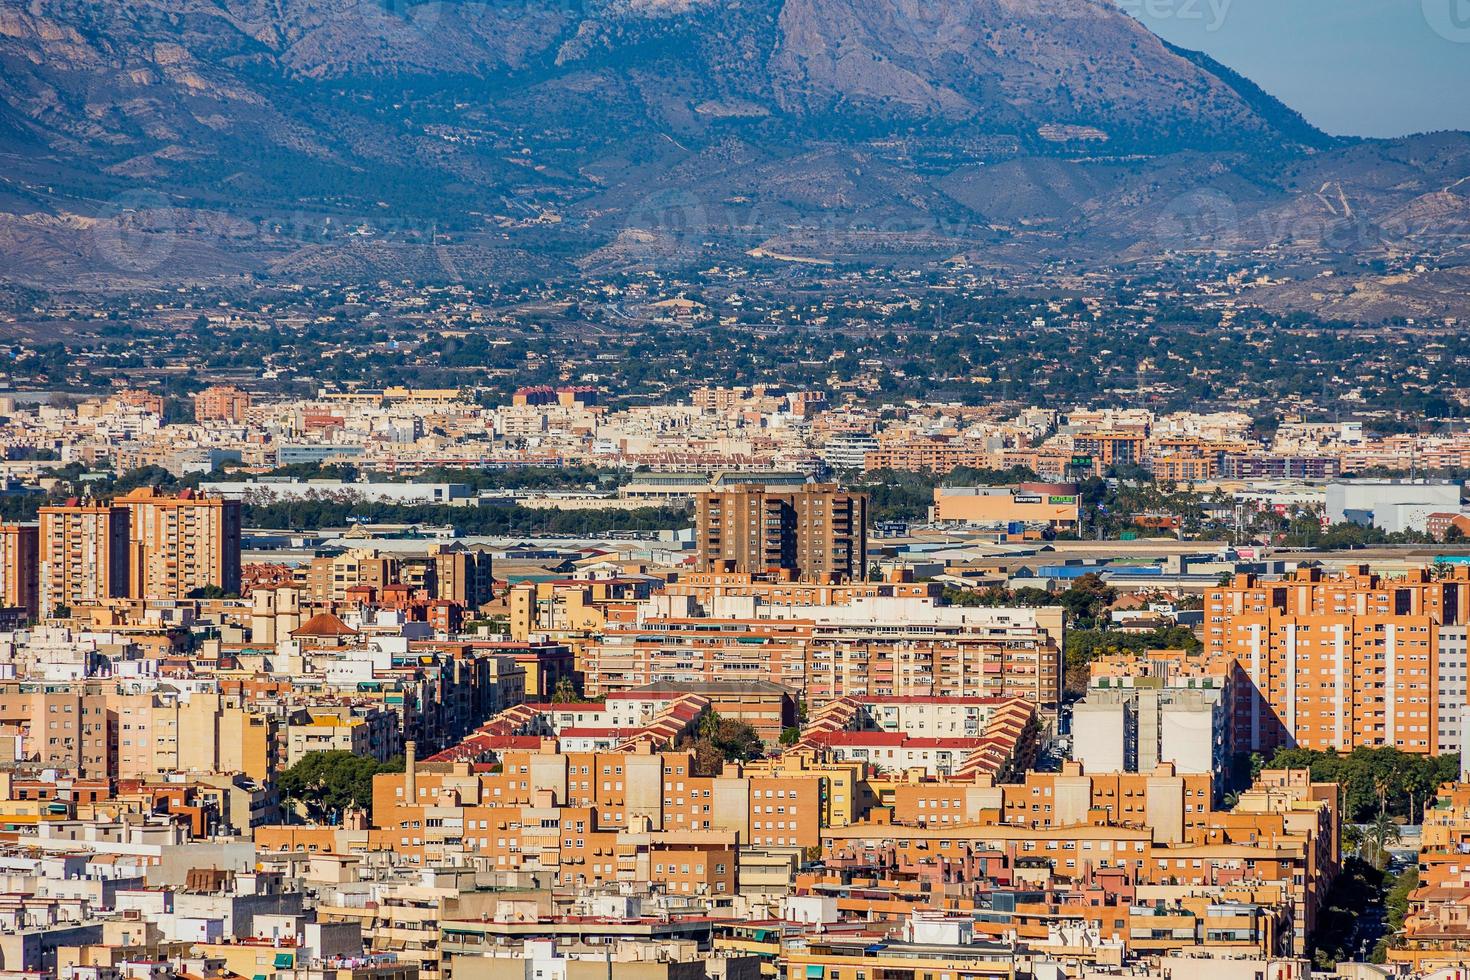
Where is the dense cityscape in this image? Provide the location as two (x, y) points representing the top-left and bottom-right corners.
(3, 0), (1470, 977)
(0, 376), (1465, 980)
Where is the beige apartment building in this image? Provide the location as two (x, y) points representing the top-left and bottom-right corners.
(0, 523), (39, 618)
(793, 599), (1066, 715)
(584, 597), (1065, 718)
(302, 545), (492, 608)
(111, 692), (279, 782)
(284, 706), (399, 766)
(0, 681), (115, 778)
(193, 384), (252, 422)
(38, 502), (130, 616)
(429, 543), (495, 609)
(695, 483), (867, 581)
(119, 487), (242, 600)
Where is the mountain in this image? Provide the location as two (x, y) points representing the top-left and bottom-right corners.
(0, 0), (1465, 305)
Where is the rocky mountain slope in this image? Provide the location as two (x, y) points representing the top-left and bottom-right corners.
(0, 0), (1465, 305)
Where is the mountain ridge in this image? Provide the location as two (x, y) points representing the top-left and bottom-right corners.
(0, 0), (1465, 311)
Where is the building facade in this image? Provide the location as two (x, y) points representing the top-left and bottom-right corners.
(1205, 566), (1470, 754)
(0, 523), (39, 619)
(694, 484), (867, 582)
(38, 502), (131, 616)
(119, 487), (243, 600)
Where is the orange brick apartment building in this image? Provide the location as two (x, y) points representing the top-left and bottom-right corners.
(1205, 566), (1470, 754)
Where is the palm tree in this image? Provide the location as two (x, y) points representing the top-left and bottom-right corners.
(698, 709), (722, 742)
(1364, 812), (1402, 869)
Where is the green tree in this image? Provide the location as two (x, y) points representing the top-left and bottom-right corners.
(683, 714), (766, 773)
(277, 751), (403, 824)
(1312, 857), (1386, 968)
(1264, 745), (1458, 822)
(1058, 574), (1115, 629)
(1362, 811), (1403, 870)
(551, 677), (585, 704)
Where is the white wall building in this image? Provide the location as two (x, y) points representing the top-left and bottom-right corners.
(1326, 480), (1462, 530)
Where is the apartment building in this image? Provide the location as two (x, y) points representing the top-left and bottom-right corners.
(1219, 454), (1341, 480)
(38, 501), (130, 616)
(428, 543), (495, 610)
(834, 695), (1035, 739)
(1439, 626), (1469, 759)
(821, 766), (1337, 958)
(361, 745), (825, 872)
(583, 597), (1064, 717)
(694, 484), (867, 582)
(660, 570), (940, 609)
(110, 692), (280, 782)
(305, 550), (399, 605)
(1205, 566), (1470, 754)
(1071, 432), (1146, 469)
(781, 598), (1065, 716)
(861, 437), (995, 474)
(284, 706), (399, 766)
(0, 681), (115, 777)
(119, 487), (242, 600)
(1072, 687), (1228, 779)
(583, 617), (813, 697)
(507, 577), (649, 643)
(194, 385), (253, 423)
(303, 546), (492, 609)
(1391, 782), (1470, 972)
(0, 523), (39, 618)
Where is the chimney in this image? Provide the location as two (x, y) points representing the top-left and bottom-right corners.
(405, 741), (417, 800)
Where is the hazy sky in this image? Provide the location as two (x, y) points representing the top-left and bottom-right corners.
(1123, 0), (1470, 138)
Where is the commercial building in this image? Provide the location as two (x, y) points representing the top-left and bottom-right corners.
(1326, 479), (1462, 533)
(38, 501), (131, 616)
(931, 484), (1080, 530)
(694, 484), (867, 582)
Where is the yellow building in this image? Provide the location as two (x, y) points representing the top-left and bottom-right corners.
(193, 939), (300, 980)
(740, 753), (874, 828)
(110, 692), (279, 781)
